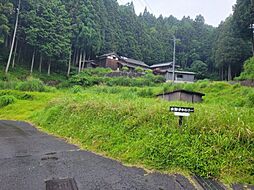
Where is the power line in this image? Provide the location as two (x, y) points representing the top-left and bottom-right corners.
(136, 0), (146, 8)
(141, 0), (153, 13)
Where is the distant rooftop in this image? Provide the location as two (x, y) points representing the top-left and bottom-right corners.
(98, 52), (119, 58)
(167, 70), (196, 75)
(157, 89), (205, 97)
(150, 62), (180, 69)
(120, 56), (150, 68)
(150, 62), (173, 68)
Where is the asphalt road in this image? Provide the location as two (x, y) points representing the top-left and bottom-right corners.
(0, 120), (197, 190)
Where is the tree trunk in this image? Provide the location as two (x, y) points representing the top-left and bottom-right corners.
(48, 59), (51, 76)
(252, 27), (254, 56)
(73, 48), (77, 66)
(78, 49), (82, 74)
(30, 49), (35, 74)
(228, 64), (232, 81)
(12, 39), (18, 68)
(4, 36), (8, 48)
(75, 48), (80, 66)
(221, 67), (224, 81)
(17, 44), (22, 64)
(39, 55), (42, 73)
(5, 0), (21, 73)
(82, 50), (86, 70)
(67, 50), (72, 77)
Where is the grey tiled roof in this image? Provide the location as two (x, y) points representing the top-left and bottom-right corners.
(150, 62), (173, 68)
(150, 62), (180, 68)
(167, 70), (196, 75)
(120, 57), (150, 68)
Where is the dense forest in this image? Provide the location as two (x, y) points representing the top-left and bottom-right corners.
(0, 0), (253, 80)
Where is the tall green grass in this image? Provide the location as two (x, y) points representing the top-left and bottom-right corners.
(0, 76), (253, 185)
(33, 90), (254, 185)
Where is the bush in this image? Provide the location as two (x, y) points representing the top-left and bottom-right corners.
(246, 92), (254, 107)
(70, 85), (83, 94)
(0, 80), (18, 90)
(137, 88), (154, 97)
(80, 68), (112, 77)
(190, 60), (208, 80)
(238, 57), (254, 80)
(0, 90), (33, 100)
(134, 66), (144, 73)
(16, 78), (46, 92)
(122, 66), (129, 72)
(68, 69), (166, 88)
(0, 95), (16, 108)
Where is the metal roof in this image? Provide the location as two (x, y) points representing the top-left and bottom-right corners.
(120, 57), (150, 68)
(150, 62), (173, 68)
(150, 62), (180, 68)
(98, 52), (119, 58)
(157, 89), (205, 97)
(167, 70), (196, 75)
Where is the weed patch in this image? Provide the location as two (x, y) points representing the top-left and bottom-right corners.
(0, 95), (16, 108)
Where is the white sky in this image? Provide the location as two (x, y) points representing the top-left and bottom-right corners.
(117, 0), (236, 26)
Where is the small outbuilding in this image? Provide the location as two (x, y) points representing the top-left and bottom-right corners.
(165, 70), (196, 83)
(157, 90), (205, 103)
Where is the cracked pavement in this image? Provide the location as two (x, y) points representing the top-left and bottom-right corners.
(0, 120), (197, 190)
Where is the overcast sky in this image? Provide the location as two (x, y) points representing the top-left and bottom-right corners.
(117, 0), (236, 26)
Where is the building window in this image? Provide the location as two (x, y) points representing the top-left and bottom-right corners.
(177, 74), (183, 78)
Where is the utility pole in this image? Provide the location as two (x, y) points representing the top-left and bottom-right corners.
(250, 24), (254, 56)
(172, 36), (176, 83)
(5, 0), (21, 74)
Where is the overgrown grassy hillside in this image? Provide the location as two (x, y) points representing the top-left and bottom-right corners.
(32, 89), (254, 185)
(0, 69), (253, 185)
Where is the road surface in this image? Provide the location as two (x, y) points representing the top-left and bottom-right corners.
(0, 120), (197, 190)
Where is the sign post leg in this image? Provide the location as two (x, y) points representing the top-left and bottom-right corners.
(179, 116), (183, 127)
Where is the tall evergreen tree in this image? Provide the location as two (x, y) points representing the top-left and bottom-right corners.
(213, 16), (252, 80)
(233, 0), (254, 55)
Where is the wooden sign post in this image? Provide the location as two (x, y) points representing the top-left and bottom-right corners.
(170, 106), (194, 127)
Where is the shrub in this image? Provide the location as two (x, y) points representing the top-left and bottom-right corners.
(16, 78), (46, 92)
(238, 57), (254, 80)
(68, 69), (165, 88)
(70, 85), (83, 94)
(80, 68), (112, 77)
(0, 90), (33, 100)
(0, 80), (18, 90)
(122, 66), (129, 72)
(134, 66), (144, 73)
(0, 95), (16, 108)
(246, 92), (254, 107)
(190, 60), (208, 80)
(137, 88), (154, 97)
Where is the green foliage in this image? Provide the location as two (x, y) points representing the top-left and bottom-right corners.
(32, 87), (254, 184)
(70, 85), (83, 94)
(213, 16), (252, 80)
(0, 90), (33, 100)
(246, 92), (254, 107)
(15, 78), (46, 92)
(0, 95), (16, 108)
(238, 57), (254, 80)
(190, 60), (208, 79)
(0, 2), (13, 44)
(134, 66), (144, 73)
(1, 0), (252, 79)
(233, 0), (254, 44)
(68, 68), (165, 87)
(0, 80), (254, 184)
(122, 66), (129, 72)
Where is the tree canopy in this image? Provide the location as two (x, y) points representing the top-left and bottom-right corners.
(0, 0), (253, 79)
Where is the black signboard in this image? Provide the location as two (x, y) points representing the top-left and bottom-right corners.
(170, 106), (194, 113)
